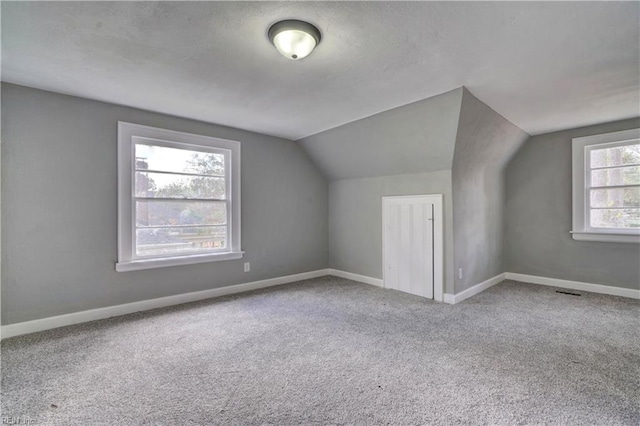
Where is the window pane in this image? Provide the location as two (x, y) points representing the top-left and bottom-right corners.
(590, 188), (640, 208)
(136, 201), (226, 227)
(136, 226), (227, 256)
(591, 166), (640, 187)
(590, 209), (640, 229)
(590, 143), (640, 168)
(135, 143), (225, 176)
(135, 172), (225, 199)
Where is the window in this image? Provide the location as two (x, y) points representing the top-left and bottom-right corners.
(116, 122), (242, 271)
(572, 128), (640, 243)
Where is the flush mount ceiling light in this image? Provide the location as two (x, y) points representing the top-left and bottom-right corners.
(268, 20), (321, 60)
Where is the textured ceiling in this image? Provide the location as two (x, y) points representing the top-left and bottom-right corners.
(2, 2), (638, 140)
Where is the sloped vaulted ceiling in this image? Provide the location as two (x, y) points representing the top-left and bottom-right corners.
(297, 88), (463, 180)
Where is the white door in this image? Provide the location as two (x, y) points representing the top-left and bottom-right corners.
(383, 196), (434, 299)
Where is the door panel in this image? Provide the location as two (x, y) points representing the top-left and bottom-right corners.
(398, 204), (411, 294)
(383, 197), (434, 299)
(384, 204), (399, 291)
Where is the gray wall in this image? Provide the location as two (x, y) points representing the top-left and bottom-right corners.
(1, 84), (329, 324)
(302, 85), (531, 296)
(505, 117), (640, 290)
(329, 171), (455, 294)
(0, 86), (3, 327)
(298, 87), (464, 295)
(297, 88), (462, 180)
(452, 89), (529, 292)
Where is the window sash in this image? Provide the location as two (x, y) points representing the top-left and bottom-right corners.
(134, 196), (227, 202)
(584, 139), (640, 232)
(589, 184), (638, 191)
(131, 143), (232, 261)
(135, 225), (230, 258)
(134, 168), (226, 179)
(589, 206), (640, 210)
(133, 198), (231, 260)
(589, 163), (640, 171)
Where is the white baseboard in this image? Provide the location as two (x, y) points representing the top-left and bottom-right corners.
(0, 269), (331, 340)
(5, 268), (634, 339)
(442, 271), (640, 304)
(328, 269), (384, 287)
(329, 269), (451, 302)
(444, 273), (506, 304)
(505, 272), (640, 299)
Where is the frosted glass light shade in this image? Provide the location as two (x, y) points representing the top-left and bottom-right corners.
(273, 30), (316, 60)
(268, 20), (321, 60)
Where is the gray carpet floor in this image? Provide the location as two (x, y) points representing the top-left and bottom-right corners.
(1, 277), (639, 425)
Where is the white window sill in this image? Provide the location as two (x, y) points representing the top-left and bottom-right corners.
(116, 251), (244, 272)
(571, 231), (640, 244)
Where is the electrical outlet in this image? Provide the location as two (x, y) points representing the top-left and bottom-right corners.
(244, 262), (250, 272)
(458, 268), (463, 280)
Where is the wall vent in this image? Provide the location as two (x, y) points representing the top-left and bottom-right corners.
(556, 290), (581, 296)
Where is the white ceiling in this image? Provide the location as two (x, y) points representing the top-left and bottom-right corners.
(2, 2), (638, 140)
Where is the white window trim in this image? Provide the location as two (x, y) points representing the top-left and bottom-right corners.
(571, 128), (640, 244)
(116, 122), (243, 272)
